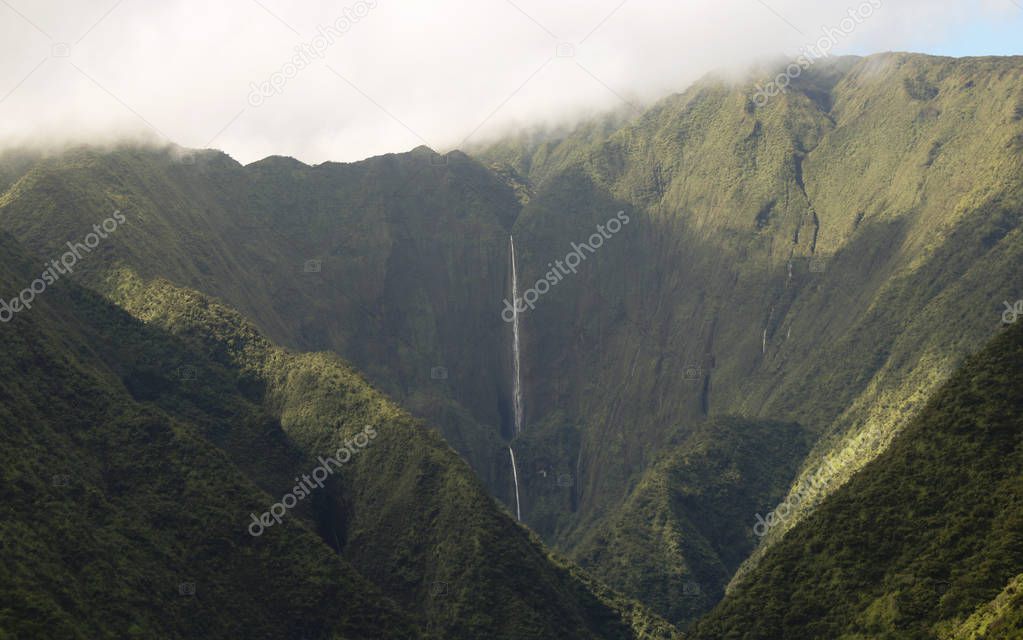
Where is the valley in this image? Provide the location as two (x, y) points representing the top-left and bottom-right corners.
(1, 51), (1022, 637)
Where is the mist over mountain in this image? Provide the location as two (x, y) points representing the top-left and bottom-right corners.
(1, 0), (1019, 162)
(1, 12), (1022, 636)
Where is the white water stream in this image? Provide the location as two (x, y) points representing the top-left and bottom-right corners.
(509, 236), (524, 522)
(510, 235), (523, 435)
(508, 446), (522, 521)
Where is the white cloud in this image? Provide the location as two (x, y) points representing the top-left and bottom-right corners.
(0, 0), (1014, 163)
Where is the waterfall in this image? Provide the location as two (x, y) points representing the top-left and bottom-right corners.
(508, 446), (522, 521)
(510, 235), (523, 435)
(508, 238), (524, 521)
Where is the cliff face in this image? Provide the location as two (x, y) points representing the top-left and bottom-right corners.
(0, 144), (525, 496)
(693, 319), (1023, 639)
(2, 52), (1023, 632)
(483, 53), (1023, 537)
(0, 229), (679, 639)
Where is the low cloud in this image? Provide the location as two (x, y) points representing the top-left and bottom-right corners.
(0, 0), (1014, 163)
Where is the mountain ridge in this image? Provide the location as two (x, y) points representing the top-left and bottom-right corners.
(2, 50), (1022, 636)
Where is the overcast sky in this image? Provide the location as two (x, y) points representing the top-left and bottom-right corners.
(0, 0), (1019, 164)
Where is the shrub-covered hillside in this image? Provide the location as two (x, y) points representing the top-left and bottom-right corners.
(693, 320), (1023, 639)
(0, 230), (679, 639)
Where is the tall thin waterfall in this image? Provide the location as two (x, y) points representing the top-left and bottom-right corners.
(508, 238), (524, 522)
(510, 235), (523, 435)
(508, 446), (522, 521)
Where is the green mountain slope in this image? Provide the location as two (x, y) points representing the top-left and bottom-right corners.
(475, 53), (1023, 596)
(0, 143), (523, 502)
(692, 320), (1023, 639)
(0, 230), (678, 638)
(0, 233), (419, 639)
(1, 52), (1022, 633)
(572, 417), (810, 629)
(491, 51), (1023, 528)
(106, 269), (680, 639)
(947, 574), (1023, 640)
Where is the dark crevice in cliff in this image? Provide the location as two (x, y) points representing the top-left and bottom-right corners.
(792, 152), (822, 254)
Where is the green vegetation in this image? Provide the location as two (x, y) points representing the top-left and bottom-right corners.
(573, 418), (810, 629)
(0, 234), (420, 639)
(0, 143), (522, 500)
(946, 574), (1023, 639)
(475, 53), (1023, 596)
(0, 231), (678, 638)
(693, 321), (1023, 639)
(1, 52), (1022, 636)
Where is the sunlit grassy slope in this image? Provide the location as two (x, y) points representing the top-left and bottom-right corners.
(693, 320), (1023, 639)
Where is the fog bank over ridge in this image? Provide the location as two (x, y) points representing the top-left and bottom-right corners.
(0, 0), (1015, 163)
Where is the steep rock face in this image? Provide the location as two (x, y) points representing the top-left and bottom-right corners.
(0, 230), (679, 639)
(479, 53), (1023, 549)
(107, 270), (680, 639)
(0, 145), (524, 498)
(467, 53), (1023, 621)
(692, 320), (1023, 639)
(2, 53), (1022, 627)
